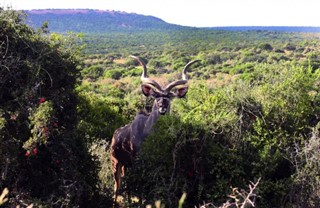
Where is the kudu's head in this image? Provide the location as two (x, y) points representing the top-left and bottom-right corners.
(130, 55), (199, 115)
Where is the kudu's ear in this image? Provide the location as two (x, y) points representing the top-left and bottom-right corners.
(174, 87), (188, 98)
(141, 84), (153, 97)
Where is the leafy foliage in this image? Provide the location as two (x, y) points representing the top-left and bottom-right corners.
(0, 9), (101, 207)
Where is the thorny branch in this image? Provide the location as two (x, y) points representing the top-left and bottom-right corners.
(198, 178), (261, 208)
(0, 35), (9, 59)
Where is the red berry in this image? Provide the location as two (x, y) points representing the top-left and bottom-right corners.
(32, 148), (38, 155)
(39, 97), (46, 103)
(25, 150), (31, 157)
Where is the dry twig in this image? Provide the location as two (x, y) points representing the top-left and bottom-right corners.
(198, 178), (261, 208)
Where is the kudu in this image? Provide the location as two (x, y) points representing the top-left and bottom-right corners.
(110, 56), (199, 204)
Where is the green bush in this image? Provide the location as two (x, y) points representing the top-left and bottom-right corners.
(104, 68), (123, 79)
(0, 9), (100, 207)
(120, 62), (320, 207)
(126, 116), (248, 207)
(258, 43), (273, 51)
(82, 65), (105, 80)
(77, 91), (127, 141)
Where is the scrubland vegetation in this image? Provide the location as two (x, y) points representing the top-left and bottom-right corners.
(1, 9), (320, 207)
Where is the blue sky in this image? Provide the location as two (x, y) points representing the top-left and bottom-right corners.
(2, 0), (320, 27)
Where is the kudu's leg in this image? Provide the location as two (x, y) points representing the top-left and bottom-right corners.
(111, 135), (121, 206)
(113, 161), (123, 207)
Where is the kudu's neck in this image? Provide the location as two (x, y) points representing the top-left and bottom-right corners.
(143, 100), (160, 137)
(130, 100), (160, 151)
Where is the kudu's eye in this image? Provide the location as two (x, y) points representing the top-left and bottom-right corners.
(167, 93), (174, 98)
(151, 92), (159, 98)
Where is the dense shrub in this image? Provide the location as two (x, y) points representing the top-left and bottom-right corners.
(119, 62), (320, 207)
(289, 123), (320, 207)
(284, 43), (296, 51)
(81, 65), (105, 80)
(104, 68), (123, 80)
(77, 91), (127, 141)
(259, 43), (273, 51)
(0, 9), (100, 207)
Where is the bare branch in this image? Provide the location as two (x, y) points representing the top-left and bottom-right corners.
(240, 179), (261, 208)
(197, 178), (261, 208)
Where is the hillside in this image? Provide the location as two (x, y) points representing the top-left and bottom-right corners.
(25, 9), (320, 33)
(25, 9), (186, 33)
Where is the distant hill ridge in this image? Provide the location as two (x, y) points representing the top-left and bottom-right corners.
(25, 9), (186, 33)
(25, 9), (320, 33)
(27, 9), (118, 14)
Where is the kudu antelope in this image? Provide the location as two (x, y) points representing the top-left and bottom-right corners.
(110, 56), (199, 204)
